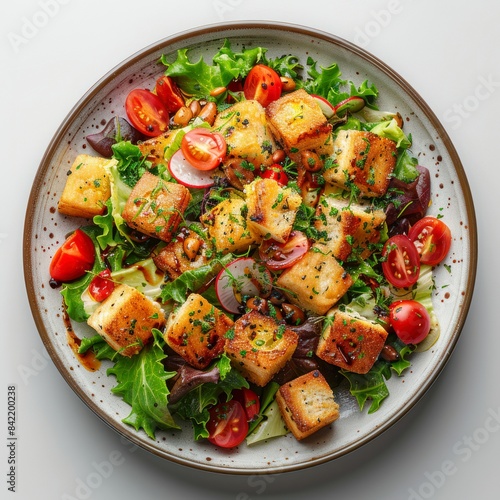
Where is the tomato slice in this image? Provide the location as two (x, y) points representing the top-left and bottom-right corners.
(389, 299), (431, 344)
(259, 231), (309, 271)
(260, 164), (288, 186)
(382, 234), (420, 288)
(232, 388), (260, 422)
(181, 129), (226, 171)
(154, 75), (184, 113)
(49, 229), (95, 282)
(125, 89), (169, 137)
(408, 216), (452, 266)
(243, 64), (282, 107)
(206, 400), (248, 448)
(88, 269), (115, 302)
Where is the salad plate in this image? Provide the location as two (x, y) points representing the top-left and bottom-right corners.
(24, 21), (477, 474)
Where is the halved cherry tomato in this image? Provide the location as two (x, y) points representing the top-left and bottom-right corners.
(181, 129), (226, 171)
(382, 234), (420, 288)
(389, 299), (431, 344)
(206, 399), (248, 448)
(408, 216), (452, 266)
(125, 89), (169, 137)
(232, 388), (260, 422)
(259, 231), (309, 271)
(49, 229), (95, 282)
(88, 269), (115, 302)
(243, 64), (282, 107)
(260, 164), (288, 186)
(154, 75), (184, 113)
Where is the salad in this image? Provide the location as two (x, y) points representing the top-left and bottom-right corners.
(48, 39), (452, 448)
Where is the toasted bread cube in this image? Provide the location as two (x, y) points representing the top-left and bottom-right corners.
(152, 227), (212, 280)
(226, 311), (298, 387)
(200, 197), (260, 254)
(266, 89), (333, 154)
(245, 178), (302, 243)
(137, 130), (178, 167)
(58, 154), (113, 218)
(213, 100), (277, 170)
(121, 172), (191, 243)
(314, 194), (386, 261)
(323, 130), (397, 197)
(316, 307), (388, 374)
(164, 293), (233, 369)
(276, 244), (353, 315)
(276, 370), (340, 440)
(87, 283), (165, 357)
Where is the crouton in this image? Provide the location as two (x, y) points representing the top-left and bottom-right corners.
(314, 194), (386, 261)
(137, 130), (178, 167)
(323, 130), (397, 197)
(121, 172), (191, 243)
(245, 178), (302, 243)
(276, 370), (340, 440)
(164, 293), (233, 369)
(316, 306), (388, 374)
(266, 89), (333, 154)
(200, 197), (261, 254)
(58, 154), (113, 218)
(276, 244), (353, 316)
(87, 283), (165, 357)
(225, 311), (298, 387)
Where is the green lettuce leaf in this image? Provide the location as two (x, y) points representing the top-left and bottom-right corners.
(369, 118), (411, 149)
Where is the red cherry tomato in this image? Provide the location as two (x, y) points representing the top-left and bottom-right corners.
(408, 216), (452, 266)
(232, 388), (260, 422)
(243, 64), (282, 107)
(389, 300), (431, 344)
(88, 269), (115, 302)
(181, 129), (226, 171)
(49, 229), (95, 282)
(154, 75), (184, 113)
(260, 164), (288, 186)
(125, 89), (169, 137)
(382, 234), (421, 288)
(259, 231), (309, 271)
(206, 399), (248, 448)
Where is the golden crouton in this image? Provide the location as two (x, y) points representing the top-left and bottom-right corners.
(316, 306), (388, 374)
(58, 154), (113, 218)
(137, 130), (178, 167)
(266, 89), (333, 154)
(323, 130), (397, 197)
(164, 293), (233, 369)
(225, 311), (298, 387)
(121, 172), (191, 243)
(200, 197), (261, 254)
(276, 370), (340, 440)
(87, 283), (165, 357)
(153, 227), (212, 280)
(276, 244), (353, 316)
(245, 178), (302, 243)
(314, 194), (386, 261)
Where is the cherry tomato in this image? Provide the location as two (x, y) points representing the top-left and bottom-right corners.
(49, 229), (95, 282)
(382, 234), (420, 288)
(389, 300), (431, 344)
(88, 269), (115, 302)
(125, 89), (169, 137)
(243, 64), (282, 107)
(181, 129), (226, 171)
(232, 388), (260, 422)
(260, 164), (288, 186)
(154, 75), (184, 113)
(408, 216), (452, 266)
(259, 231), (309, 271)
(206, 399), (248, 448)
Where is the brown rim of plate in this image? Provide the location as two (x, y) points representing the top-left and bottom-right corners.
(23, 21), (478, 474)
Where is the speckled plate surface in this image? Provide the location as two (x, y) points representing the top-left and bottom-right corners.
(23, 22), (477, 474)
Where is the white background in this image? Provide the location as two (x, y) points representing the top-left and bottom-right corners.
(2, 0), (499, 499)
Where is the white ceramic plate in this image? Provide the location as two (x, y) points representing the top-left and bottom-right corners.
(24, 22), (477, 474)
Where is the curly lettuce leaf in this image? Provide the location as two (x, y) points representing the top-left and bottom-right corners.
(369, 118), (411, 149)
